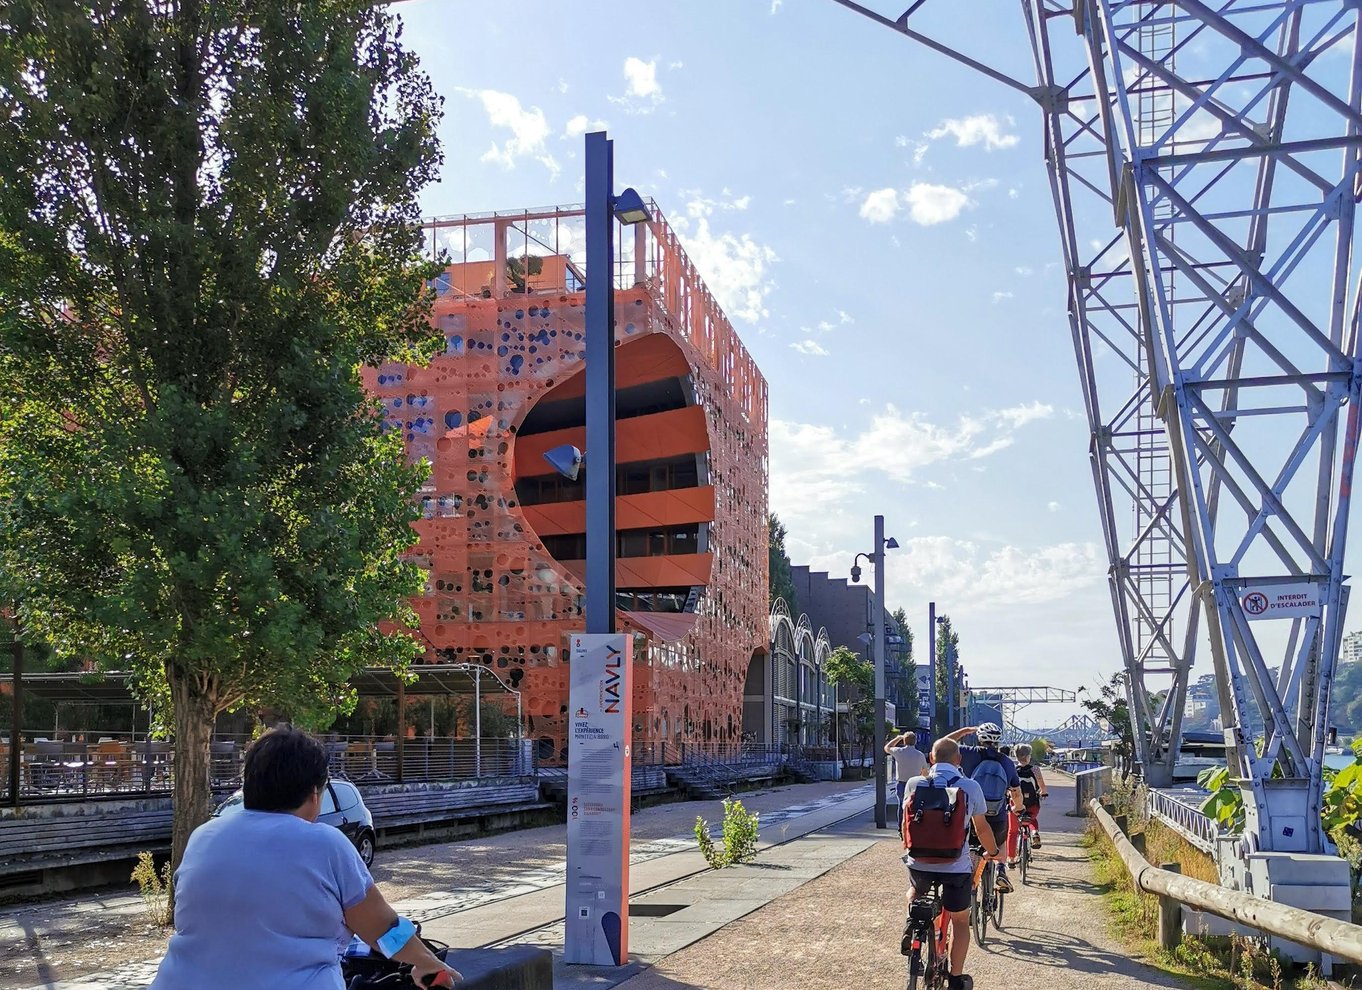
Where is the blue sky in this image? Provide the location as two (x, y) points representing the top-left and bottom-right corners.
(392, 0), (1207, 726)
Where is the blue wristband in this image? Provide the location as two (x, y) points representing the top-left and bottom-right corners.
(376, 916), (417, 959)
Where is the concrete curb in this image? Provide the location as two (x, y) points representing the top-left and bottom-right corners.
(446, 945), (553, 990)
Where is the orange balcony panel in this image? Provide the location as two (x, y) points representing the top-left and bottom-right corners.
(557, 553), (713, 589)
(544, 332), (692, 401)
(521, 487), (717, 538)
(515, 406), (708, 479)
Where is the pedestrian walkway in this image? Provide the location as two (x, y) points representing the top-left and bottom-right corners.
(14, 776), (1178, 990)
(548, 777), (1185, 990)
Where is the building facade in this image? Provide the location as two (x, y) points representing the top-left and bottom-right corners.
(1342, 631), (1362, 665)
(369, 204), (768, 762)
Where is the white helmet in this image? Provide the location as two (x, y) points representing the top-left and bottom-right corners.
(976, 722), (1003, 745)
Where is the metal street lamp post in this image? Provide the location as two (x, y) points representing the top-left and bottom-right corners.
(852, 516), (898, 829)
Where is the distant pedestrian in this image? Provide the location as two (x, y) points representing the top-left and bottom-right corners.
(885, 730), (928, 805)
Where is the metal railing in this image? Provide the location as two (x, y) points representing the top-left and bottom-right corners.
(1091, 798), (1362, 963)
(1146, 787), (1218, 854)
(1, 731), (533, 803)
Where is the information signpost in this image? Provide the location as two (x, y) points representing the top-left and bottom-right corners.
(564, 633), (634, 966)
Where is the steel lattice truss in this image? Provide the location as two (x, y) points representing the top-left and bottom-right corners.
(836, 0), (1362, 852)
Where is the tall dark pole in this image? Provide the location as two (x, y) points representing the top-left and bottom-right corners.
(584, 132), (617, 636)
(872, 515), (887, 829)
(9, 617), (21, 808)
(928, 601), (937, 739)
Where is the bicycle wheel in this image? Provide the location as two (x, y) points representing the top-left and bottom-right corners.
(971, 865), (990, 945)
(1018, 832), (1030, 887)
(907, 937), (923, 990)
(993, 885), (1005, 929)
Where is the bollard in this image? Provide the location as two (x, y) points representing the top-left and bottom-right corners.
(1158, 863), (1183, 951)
(1131, 831), (1147, 858)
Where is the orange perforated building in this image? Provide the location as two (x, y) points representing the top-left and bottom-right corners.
(366, 205), (768, 762)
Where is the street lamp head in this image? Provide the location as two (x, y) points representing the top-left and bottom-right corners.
(543, 444), (583, 481)
(612, 187), (651, 225)
(850, 563), (862, 583)
(885, 536), (900, 550)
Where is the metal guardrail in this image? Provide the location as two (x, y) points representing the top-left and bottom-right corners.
(1147, 787), (1218, 854)
(1091, 798), (1362, 962)
(1072, 765), (1112, 816)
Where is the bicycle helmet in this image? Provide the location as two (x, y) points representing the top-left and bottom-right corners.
(976, 722), (1003, 745)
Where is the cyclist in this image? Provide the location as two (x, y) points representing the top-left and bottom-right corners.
(946, 723), (1024, 893)
(150, 726), (458, 989)
(885, 729), (928, 807)
(1011, 743), (1049, 851)
(902, 737), (1002, 990)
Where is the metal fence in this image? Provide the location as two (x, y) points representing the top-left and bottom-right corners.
(0, 731), (534, 804)
(1146, 787), (1218, 854)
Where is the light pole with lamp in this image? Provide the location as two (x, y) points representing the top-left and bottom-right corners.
(559, 131), (652, 969)
(851, 515), (899, 829)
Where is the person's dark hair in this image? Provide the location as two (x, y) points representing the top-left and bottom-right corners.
(242, 726), (329, 812)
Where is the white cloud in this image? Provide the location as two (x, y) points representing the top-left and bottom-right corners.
(904, 182), (971, 225)
(770, 0), (782, 11)
(624, 57), (661, 98)
(838, 310), (854, 325)
(610, 57), (667, 113)
(1048, 501), (1062, 512)
(859, 188), (901, 224)
(894, 135), (910, 148)
(926, 113), (1020, 151)
(463, 89), (559, 178)
(790, 339), (829, 357)
(992, 291), (1014, 304)
(671, 195), (778, 325)
(992, 401), (1054, 430)
(1015, 265), (1033, 276)
(563, 114), (607, 139)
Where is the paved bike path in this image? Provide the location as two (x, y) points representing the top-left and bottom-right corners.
(611, 779), (1191, 990)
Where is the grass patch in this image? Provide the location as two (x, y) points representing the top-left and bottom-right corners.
(1084, 819), (1340, 990)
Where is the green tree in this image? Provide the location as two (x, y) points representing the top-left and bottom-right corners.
(934, 615), (960, 733)
(768, 513), (799, 614)
(1078, 672), (1136, 776)
(825, 645), (872, 768)
(1028, 737), (1050, 762)
(0, 3), (443, 878)
(889, 606), (917, 729)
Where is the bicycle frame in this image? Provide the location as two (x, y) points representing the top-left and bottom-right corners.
(906, 858), (989, 990)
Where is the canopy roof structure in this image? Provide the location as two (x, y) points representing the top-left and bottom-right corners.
(0, 664), (519, 705)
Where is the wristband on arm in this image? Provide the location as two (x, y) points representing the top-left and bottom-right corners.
(377, 916), (418, 959)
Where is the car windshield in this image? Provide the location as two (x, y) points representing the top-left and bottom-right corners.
(213, 792), (245, 817)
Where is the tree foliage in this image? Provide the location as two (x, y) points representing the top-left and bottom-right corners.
(825, 645), (873, 767)
(1078, 672), (1136, 773)
(767, 513), (799, 614)
(0, 1), (443, 871)
(888, 606), (917, 727)
(934, 614), (959, 732)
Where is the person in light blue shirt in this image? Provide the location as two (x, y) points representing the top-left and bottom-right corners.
(901, 737), (1001, 990)
(151, 727), (457, 990)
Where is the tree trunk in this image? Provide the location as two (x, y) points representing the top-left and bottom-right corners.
(167, 665), (218, 918)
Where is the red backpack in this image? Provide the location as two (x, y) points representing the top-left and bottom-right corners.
(902, 776), (969, 863)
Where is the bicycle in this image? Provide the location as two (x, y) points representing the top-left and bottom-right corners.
(902, 858), (989, 990)
(1015, 809), (1038, 886)
(970, 845), (1005, 944)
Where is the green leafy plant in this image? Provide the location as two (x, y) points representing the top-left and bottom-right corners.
(131, 851), (174, 927)
(1197, 765), (1246, 833)
(694, 798), (761, 869)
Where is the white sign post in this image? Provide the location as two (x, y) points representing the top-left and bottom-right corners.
(1239, 583), (1322, 621)
(564, 633), (633, 966)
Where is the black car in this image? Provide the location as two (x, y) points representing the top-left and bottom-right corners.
(213, 778), (378, 866)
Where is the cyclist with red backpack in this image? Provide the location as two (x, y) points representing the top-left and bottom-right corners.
(947, 723), (1024, 893)
(901, 737), (1003, 990)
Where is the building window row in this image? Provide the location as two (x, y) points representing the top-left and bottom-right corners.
(517, 455), (703, 506)
(615, 586), (695, 614)
(540, 524), (704, 562)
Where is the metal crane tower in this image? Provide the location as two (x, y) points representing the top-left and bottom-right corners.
(836, 0), (1362, 857)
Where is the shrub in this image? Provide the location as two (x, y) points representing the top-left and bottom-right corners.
(131, 850), (174, 926)
(694, 797), (761, 869)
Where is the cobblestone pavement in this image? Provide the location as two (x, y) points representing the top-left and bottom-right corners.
(613, 799), (1187, 990)
(3, 779), (868, 989)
